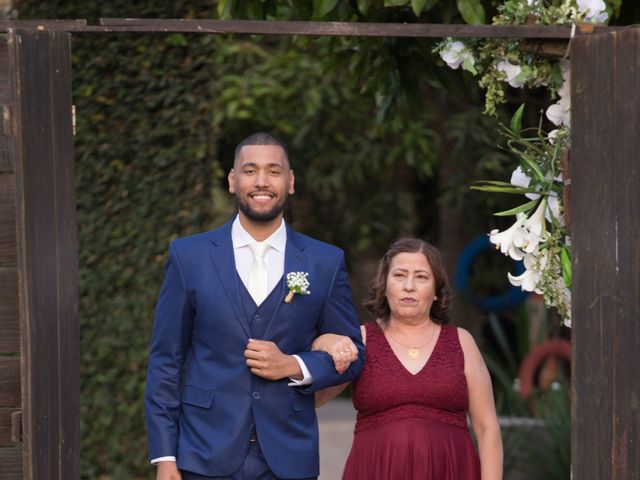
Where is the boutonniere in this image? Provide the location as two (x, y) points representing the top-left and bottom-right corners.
(285, 271), (311, 303)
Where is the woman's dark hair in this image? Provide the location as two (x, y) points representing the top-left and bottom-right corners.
(363, 238), (451, 325)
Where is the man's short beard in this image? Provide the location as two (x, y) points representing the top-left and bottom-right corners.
(237, 196), (286, 222)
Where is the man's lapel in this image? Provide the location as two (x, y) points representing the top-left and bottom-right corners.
(208, 218), (251, 338)
(263, 224), (308, 340)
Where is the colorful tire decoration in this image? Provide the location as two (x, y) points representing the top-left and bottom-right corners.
(518, 339), (572, 398)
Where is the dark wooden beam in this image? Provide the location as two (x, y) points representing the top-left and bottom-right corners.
(0, 446), (22, 479)
(0, 20), (86, 31)
(0, 18), (620, 38)
(10, 29), (80, 480)
(96, 18), (580, 38)
(571, 27), (640, 480)
(0, 42), (13, 174)
(0, 174), (16, 265)
(0, 357), (19, 407)
(0, 268), (19, 353)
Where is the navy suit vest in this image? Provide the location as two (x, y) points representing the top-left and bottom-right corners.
(236, 273), (284, 339)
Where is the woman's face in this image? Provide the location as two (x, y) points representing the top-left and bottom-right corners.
(385, 252), (437, 322)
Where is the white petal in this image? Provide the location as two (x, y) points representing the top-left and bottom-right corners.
(507, 271), (525, 287)
(496, 60), (525, 88)
(524, 199), (547, 236)
(441, 41), (469, 70)
(545, 195), (563, 224)
(546, 103), (566, 126)
(522, 272), (540, 292)
(510, 166), (531, 189)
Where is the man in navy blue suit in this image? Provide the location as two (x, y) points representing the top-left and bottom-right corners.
(145, 132), (365, 479)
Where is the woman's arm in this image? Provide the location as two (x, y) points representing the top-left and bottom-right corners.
(314, 325), (367, 408)
(459, 328), (503, 480)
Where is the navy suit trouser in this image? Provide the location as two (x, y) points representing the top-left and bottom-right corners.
(180, 441), (318, 480)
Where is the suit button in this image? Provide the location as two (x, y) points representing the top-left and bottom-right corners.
(254, 315), (260, 321)
(252, 392), (260, 399)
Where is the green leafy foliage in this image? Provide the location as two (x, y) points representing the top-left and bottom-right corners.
(314, 0), (339, 17)
(456, 0), (485, 24)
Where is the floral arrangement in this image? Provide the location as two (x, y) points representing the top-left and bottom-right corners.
(284, 271), (311, 303)
(434, 0), (613, 326)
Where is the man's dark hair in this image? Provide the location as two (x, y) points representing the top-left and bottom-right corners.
(234, 132), (289, 164)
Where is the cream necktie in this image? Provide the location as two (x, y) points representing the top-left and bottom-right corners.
(248, 242), (270, 305)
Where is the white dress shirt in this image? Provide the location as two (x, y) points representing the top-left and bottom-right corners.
(151, 216), (312, 465)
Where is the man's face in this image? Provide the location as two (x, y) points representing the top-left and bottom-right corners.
(228, 145), (295, 223)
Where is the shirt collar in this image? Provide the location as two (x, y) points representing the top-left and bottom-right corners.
(231, 215), (287, 253)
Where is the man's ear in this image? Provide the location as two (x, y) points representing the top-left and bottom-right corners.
(228, 169), (236, 194)
(288, 169), (295, 195)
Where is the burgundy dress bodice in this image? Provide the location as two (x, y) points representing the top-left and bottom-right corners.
(352, 322), (469, 433)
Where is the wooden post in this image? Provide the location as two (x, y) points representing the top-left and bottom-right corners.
(571, 27), (640, 480)
(0, 36), (21, 480)
(8, 29), (80, 479)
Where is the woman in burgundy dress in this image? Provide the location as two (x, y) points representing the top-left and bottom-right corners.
(314, 238), (503, 480)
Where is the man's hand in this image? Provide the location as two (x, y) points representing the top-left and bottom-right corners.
(156, 461), (181, 480)
(311, 333), (358, 374)
(244, 339), (302, 380)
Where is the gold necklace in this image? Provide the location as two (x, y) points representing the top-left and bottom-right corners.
(386, 325), (437, 359)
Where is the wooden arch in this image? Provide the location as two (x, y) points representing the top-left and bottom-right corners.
(0, 19), (637, 479)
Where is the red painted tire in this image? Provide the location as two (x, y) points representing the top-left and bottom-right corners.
(518, 339), (571, 399)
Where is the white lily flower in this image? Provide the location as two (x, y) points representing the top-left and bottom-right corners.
(489, 214), (527, 260)
(546, 102), (571, 127)
(512, 199), (547, 253)
(524, 199), (547, 236)
(577, 0), (608, 23)
(496, 60), (525, 88)
(510, 166), (531, 189)
(548, 129), (560, 143)
(440, 41), (474, 70)
(557, 80), (570, 101)
(547, 60), (572, 126)
(513, 228), (541, 254)
(508, 253), (541, 292)
(545, 194), (563, 224)
(511, 166), (541, 200)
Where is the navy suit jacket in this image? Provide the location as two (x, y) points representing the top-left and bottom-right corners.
(145, 218), (365, 478)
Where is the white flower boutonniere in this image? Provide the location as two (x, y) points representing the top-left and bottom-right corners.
(285, 272), (310, 303)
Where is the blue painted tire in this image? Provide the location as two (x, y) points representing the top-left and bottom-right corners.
(454, 235), (529, 312)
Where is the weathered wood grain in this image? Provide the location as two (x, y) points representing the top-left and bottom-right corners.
(10, 29), (79, 480)
(0, 18), (619, 38)
(0, 268), (19, 353)
(0, 174), (16, 264)
(0, 445), (22, 478)
(0, 357), (19, 407)
(0, 408), (20, 446)
(571, 27), (640, 480)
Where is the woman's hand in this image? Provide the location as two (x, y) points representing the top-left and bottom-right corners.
(312, 333), (358, 374)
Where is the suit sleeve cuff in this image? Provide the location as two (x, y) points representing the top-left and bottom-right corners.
(151, 456), (176, 465)
(288, 354), (314, 386)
